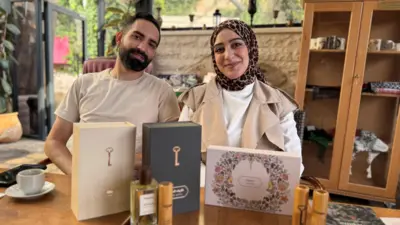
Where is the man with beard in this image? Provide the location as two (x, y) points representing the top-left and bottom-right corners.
(44, 12), (180, 175)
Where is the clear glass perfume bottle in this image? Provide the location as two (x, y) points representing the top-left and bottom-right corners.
(130, 166), (158, 225)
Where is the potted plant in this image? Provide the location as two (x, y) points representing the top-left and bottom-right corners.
(0, 1), (24, 143)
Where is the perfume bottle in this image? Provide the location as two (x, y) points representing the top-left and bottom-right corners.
(292, 185), (310, 225)
(130, 166), (158, 225)
(158, 182), (173, 225)
(309, 189), (329, 225)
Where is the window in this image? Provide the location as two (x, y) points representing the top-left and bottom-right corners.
(153, 0), (303, 28)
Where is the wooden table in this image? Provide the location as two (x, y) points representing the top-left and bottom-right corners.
(1, 171), (399, 225)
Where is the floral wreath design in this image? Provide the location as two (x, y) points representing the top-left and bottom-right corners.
(211, 151), (291, 213)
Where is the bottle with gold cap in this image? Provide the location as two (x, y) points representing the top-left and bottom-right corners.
(292, 185), (310, 225)
(309, 189), (329, 225)
(158, 182), (173, 225)
(130, 166), (158, 225)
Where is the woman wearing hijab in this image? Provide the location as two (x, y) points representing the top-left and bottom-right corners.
(178, 20), (304, 175)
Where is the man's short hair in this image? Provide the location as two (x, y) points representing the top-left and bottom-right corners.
(121, 12), (161, 34)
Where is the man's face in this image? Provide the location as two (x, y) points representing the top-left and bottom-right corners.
(118, 19), (160, 72)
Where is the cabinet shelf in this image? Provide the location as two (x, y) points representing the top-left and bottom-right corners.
(310, 50), (400, 55)
(362, 92), (400, 98)
(296, 1), (400, 202)
(310, 49), (345, 53)
(305, 88), (400, 98)
(368, 50), (400, 55)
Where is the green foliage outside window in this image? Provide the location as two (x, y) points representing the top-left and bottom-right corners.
(153, 0), (303, 25)
(153, 0), (197, 16)
(55, 0), (98, 76)
(103, 0), (136, 56)
(280, 0), (303, 22)
(223, 0), (303, 25)
(220, 0), (273, 25)
(0, 4), (23, 113)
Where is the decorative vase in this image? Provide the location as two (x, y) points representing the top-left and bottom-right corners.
(273, 10), (280, 27)
(248, 0), (257, 27)
(189, 14), (194, 28)
(213, 9), (221, 26)
(0, 112), (23, 143)
(156, 7), (163, 27)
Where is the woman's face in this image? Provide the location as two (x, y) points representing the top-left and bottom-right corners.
(213, 29), (249, 80)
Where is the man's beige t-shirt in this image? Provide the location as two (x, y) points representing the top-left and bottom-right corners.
(55, 68), (180, 153)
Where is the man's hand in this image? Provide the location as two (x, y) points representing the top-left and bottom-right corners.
(44, 117), (73, 175)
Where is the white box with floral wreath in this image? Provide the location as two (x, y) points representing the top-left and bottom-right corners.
(204, 145), (301, 215)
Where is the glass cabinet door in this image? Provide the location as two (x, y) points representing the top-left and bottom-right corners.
(295, 2), (362, 189)
(339, 1), (400, 200)
(43, 1), (87, 133)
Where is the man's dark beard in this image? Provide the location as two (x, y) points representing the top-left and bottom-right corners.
(119, 47), (151, 72)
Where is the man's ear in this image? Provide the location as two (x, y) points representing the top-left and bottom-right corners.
(116, 31), (123, 45)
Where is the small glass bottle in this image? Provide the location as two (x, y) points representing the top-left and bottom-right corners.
(130, 166), (158, 225)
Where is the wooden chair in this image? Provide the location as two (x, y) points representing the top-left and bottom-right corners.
(82, 57), (116, 74)
(292, 110), (325, 189)
(294, 109), (306, 143)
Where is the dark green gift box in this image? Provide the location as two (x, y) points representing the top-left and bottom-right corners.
(142, 122), (202, 215)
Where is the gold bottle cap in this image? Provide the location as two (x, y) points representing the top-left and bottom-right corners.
(159, 182), (173, 206)
(312, 189), (330, 214)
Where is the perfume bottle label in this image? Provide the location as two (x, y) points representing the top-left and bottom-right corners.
(139, 193), (155, 216)
(232, 161), (269, 200)
(172, 185), (189, 200)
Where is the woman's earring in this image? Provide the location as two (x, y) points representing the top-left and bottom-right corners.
(114, 45), (119, 55)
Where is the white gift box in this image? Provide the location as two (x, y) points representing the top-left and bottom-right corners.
(204, 145), (301, 215)
(71, 122), (136, 221)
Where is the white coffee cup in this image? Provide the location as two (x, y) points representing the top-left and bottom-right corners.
(316, 37), (327, 50)
(396, 43), (400, 51)
(368, 39), (382, 51)
(16, 169), (45, 195)
(310, 38), (317, 50)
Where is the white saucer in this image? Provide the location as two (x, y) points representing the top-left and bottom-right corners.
(5, 181), (55, 199)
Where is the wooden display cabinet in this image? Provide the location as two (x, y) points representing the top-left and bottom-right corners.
(296, 0), (400, 203)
